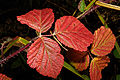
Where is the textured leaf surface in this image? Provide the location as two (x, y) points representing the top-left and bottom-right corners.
(17, 8), (54, 33)
(55, 16), (93, 51)
(91, 26), (116, 56)
(90, 56), (110, 80)
(71, 54), (89, 71)
(27, 37), (64, 78)
(0, 73), (12, 80)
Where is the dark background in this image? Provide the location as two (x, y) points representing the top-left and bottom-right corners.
(0, 0), (120, 80)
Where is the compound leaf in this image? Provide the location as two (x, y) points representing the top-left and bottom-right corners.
(90, 56), (110, 80)
(0, 73), (12, 80)
(27, 37), (64, 78)
(91, 26), (116, 56)
(54, 16), (93, 51)
(17, 8), (54, 33)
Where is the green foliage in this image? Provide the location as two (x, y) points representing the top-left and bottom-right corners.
(116, 74), (120, 80)
(113, 49), (120, 59)
(78, 0), (86, 12)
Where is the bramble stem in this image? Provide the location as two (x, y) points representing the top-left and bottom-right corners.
(0, 43), (31, 64)
(88, 50), (93, 59)
(42, 34), (53, 37)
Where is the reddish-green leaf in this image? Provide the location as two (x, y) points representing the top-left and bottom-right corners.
(71, 54), (89, 71)
(91, 26), (116, 56)
(89, 56), (110, 80)
(17, 8), (54, 33)
(66, 48), (88, 62)
(54, 16), (93, 51)
(27, 37), (64, 78)
(0, 73), (12, 80)
(66, 48), (89, 71)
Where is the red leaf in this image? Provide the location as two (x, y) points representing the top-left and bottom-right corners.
(17, 8), (54, 33)
(91, 26), (116, 56)
(54, 16), (93, 51)
(0, 73), (12, 80)
(27, 37), (64, 78)
(71, 54), (89, 71)
(89, 56), (110, 80)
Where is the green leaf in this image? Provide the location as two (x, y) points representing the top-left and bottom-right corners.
(113, 49), (120, 59)
(18, 37), (29, 45)
(63, 61), (89, 80)
(78, 0), (86, 12)
(116, 74), (120, 80)
(81, 75), (90, 80)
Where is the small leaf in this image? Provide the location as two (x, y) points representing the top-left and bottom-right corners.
(71, 54), (89, 71)
(27, 37), (64, 78)
(113, 49), (120, 59)
(17, 8), (54, 33)
(89, 56), (110, 80)
(78, 0), (86, 12)
(55, 16), (93, 51)
(0, 73), (12, 80)
(91, 26), (116, 56)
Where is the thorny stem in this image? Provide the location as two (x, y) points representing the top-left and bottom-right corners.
(0, 36), (38, 64)
(0, 43), (31, 64)
(42, 34), (53, 37)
